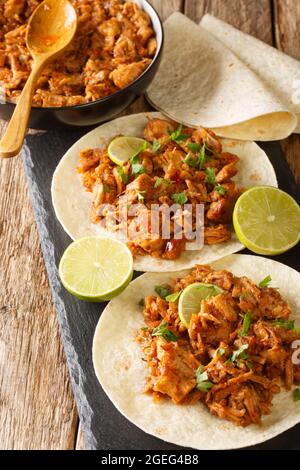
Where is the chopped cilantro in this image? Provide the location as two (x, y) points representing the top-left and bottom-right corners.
(103, 183), (110, 193)
(169, 124), (189, 143)
(239, 311), (252, 337)
(155, 285), (171, 299)
(187, 142), (201, 152)
(259, 275), (272, 288)
(117, 167), (128, 184)
(230, 344), (249, 363)
(154, 177), (171, 188)
(205, 167), (216, 185)
(215, 184), (226, 196)
(139, 298), (145, 307)
(171, 192), (188, 204)
(185, 153), (199, 168)
(131, 154), (145, 176)
(137, 190), (146, 202)
(273, 319), (295, 330)
(152, 321), (179, 342)
(196, 366), (214, 392)
(152, 140), (161, 153)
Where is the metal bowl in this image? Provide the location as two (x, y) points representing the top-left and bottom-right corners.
(0, 0), (163, 129)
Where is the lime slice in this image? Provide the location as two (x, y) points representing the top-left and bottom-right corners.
(233, 186), (300, 255)
(59, 237), (133, 302)
(178, 283), (223, 328)
(108, 136), (148, 166)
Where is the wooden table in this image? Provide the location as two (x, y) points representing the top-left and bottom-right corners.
(0, 0), (299, 450)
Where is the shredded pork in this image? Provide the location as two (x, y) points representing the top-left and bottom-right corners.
(0, 1), (156, 106)
(137, 265), (300, 427)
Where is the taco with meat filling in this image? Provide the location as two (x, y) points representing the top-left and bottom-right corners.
(93, 254), (300, 450)
(51, 112), (277, 271)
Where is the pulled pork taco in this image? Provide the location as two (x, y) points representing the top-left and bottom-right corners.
(93, 254), (300, 450)
(52, 112), (277, 272)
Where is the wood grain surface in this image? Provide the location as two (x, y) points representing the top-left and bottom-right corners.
(0, 0), (299, 450)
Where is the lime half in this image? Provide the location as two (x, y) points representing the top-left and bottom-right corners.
(233, 186), (300, 255)
(59, 237), (133, 301)
(108, 136), (148, 166)
(178, 283), (223, 328)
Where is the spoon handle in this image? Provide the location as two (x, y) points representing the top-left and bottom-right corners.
(0, 59), (44, 158)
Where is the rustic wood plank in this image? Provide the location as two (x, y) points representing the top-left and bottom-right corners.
(184, 0), (273, 43)
(274, 0), (300, 184)
(0, 120), (78, 449)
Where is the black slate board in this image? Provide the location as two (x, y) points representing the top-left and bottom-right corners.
(22, 129), (300, 450)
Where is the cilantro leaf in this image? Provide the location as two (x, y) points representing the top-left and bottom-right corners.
(117, 167), (128, 184)
(165, 291), (182, 303)
(293, 388), (300, 401)
(154, 177), (171, 188)
(131, 154), (145, 176)
(198, 144), (209, 169)
(152, 321), (179, 342)
(273, 319), (295, 330)
(169, 124), (189, 143)
(155, 285), (171, 299)
(230, 344), (249, 362)
(138, 298), (145, 307)
(205, 167), (216, 185)
(259, 275), (272, 288)
(185, 153), (199, 168)
(215, 184), (226, 196)
(187, 142), (200, 152)
(171, 192), (188, 204)
(196, 366), (214, 392)
(239, 311), (252, 337)
(152, 140), (161, 153)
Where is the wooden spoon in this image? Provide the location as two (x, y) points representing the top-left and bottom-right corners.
(0, 0), (77, 158)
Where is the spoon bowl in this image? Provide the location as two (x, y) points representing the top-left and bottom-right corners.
(0, 0), (77, 158)
(27, 0), (77, 57)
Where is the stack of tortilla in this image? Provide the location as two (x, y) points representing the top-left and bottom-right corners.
(146, 13), (300, 141)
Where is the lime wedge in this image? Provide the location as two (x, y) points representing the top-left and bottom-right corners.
(178, 283), (223, 328)
(59, 237), (133, 301)
(233, 186), (300, 255)
(108, 136), (148, 166)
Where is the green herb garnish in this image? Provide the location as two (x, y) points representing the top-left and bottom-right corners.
(141, 326), (148, 331)
(117, 167), (128, 184)
(185, 153), (199, 168)
(196, 366), (214, 392)
(259, 275), (272, 288)
(152, 140), (161, 153)
(131, 154), (145, 176)
(293, 388), (300, 401)
(139, 298), (145, 307)
(169, 124), (189, 143)
(165, 291), (182, 303)
(154, 177), (171, 188)
(155, 285), (171, 299)
(171, 192), (188, 204)
(273, 319), (295, 330)
(215, 184), (226, 196)
(152, 321), (179, 342)
(187, 142), (201, 152)
(205, 167), (216, 185)
(239, 311), (252, 337)
(198, 144), (209, 169)
(230, 344), (249, 363)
